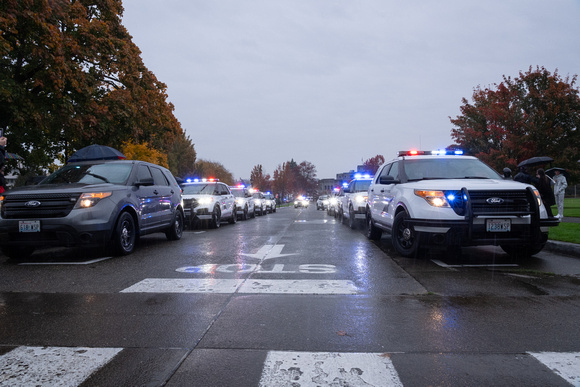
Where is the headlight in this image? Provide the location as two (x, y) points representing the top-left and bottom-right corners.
(74, 192), (112, 209)
(414, 190), (450, 207)
(198, 197), (214, 205)
(354, 195), (367, 203)
(532, 189), (542, 207)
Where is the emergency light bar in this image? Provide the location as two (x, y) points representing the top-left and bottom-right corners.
(398, 149), (464, 156)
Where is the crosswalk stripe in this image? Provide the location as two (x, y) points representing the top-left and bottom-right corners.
(120, 278), (358, 294)
(528, 351), (580, 386)
(0, 346), (122, 387)
(1, 347), (579, 386)
(259, 351), (403, 386)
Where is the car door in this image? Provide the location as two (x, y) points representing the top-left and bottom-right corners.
(369, 162), (399, 226)
(134, 164), (158, 230)
(219, 184), (235, 217)
(150, 166), (175, 227)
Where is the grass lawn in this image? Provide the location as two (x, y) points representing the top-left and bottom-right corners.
(549, 197), (580, 244)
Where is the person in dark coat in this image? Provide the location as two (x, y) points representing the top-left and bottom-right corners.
(535, 168), (556, 218)
(514, 166), (536, 184)
(0, 136), (6, 167)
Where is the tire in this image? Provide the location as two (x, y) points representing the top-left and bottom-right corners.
(348, 207), (356, 229)
(366, 213), (382, 240)
(113, 212), (137, 256)
(272, 206), (277, 213)
(241, 206), (248, 221)
(228, 209), (237, 224)
(210, 207), (221, 229)
(501, 243), (545, 259)
(338, 208), (344, 223)
(250, 208), (256, 218)
(166, 211), (184, 241)
(1, 246), (35, 260)
(392, 211), (420, 257)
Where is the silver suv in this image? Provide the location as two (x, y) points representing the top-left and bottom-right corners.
(366, 150), (559, 258)
(0, 160), (184, 258)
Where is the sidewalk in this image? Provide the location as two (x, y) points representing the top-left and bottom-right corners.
(545, 216), (580, 258)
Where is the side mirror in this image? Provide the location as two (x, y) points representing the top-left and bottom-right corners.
(379, 176), (399, 185)
(135, 177), (155, 186)
(343, 188), (350, 193)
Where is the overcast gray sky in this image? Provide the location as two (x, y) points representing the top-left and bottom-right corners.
(121, 0), (580, 180)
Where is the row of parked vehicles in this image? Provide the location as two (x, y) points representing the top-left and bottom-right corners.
(0, 157), (276, 260)
(320, 150), (559, 259)
(181, 180), (276, 229)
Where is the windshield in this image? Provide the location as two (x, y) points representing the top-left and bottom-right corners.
(231, 189), (245, 197)
(182, 184), (216, 195)
(353, 181), (371, 192)
(41, 163), (132, 185)
(404, 158), (501, 181)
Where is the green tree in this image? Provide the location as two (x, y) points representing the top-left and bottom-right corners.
(450, 67), (580, 181)
(0, 0), (194, 175)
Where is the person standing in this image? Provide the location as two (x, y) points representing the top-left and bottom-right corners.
(552, 169), (568, 219)
(535, 168), (556, 218)
(0, 136), (6, 167)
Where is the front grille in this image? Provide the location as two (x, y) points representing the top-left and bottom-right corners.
(183, 198), (199, 209)
(469, 190), (531, 215)
(1, 193), (79, 219)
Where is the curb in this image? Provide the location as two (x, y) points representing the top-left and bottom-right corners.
(545, 240), (580, 258)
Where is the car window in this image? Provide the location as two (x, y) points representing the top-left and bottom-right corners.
(150, 167), (169, 186)
(41, 163), (133, 185)
(182, 184), (215, 194)
(378, 162), (398, 182)
(136, 165), (153, 182)
(404, 158), (500, 180)
(353, 180), (371, 192)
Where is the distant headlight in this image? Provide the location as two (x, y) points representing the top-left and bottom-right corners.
(75, 192), (112, 209)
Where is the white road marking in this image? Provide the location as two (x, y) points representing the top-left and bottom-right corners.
(120, 278), (358, 294)
(175, 263), (337, 274)
(529, 352), (580, 386)
(17, 257), (113, 265)
(259, 351), (403, 387)
(240, 244), (297, 260)
(431, 259), (519, 268)
(0, 346), (122, 387)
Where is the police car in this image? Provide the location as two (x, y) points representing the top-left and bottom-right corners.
(365, 150), (559, 258)
(181, 179), (236, 229)
(338, 175), (372, 229)
(229, 185), (256, 220)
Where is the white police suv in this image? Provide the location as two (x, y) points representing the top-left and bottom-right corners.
(181, 179), (236, 229)
(338, 175), (372, 229)
(229, 185), (256, 220)
(366, 150), (559, 258)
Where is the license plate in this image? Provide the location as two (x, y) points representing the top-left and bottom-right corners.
(486, 219), (511, 232)
(19, 220), (40, 233)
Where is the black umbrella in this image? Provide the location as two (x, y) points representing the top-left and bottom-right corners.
(517, 156), (554, 168)
(545, 167), (570, 180)
(67, 145), (126, 163)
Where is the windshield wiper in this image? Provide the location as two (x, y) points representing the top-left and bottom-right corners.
(85, 172), (110, 183)
(462, 176), (489, 179)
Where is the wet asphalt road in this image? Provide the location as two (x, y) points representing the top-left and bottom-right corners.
(0, 205), (579, 386)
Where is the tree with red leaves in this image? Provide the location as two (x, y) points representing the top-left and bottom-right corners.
(450, 67), (580, 182)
